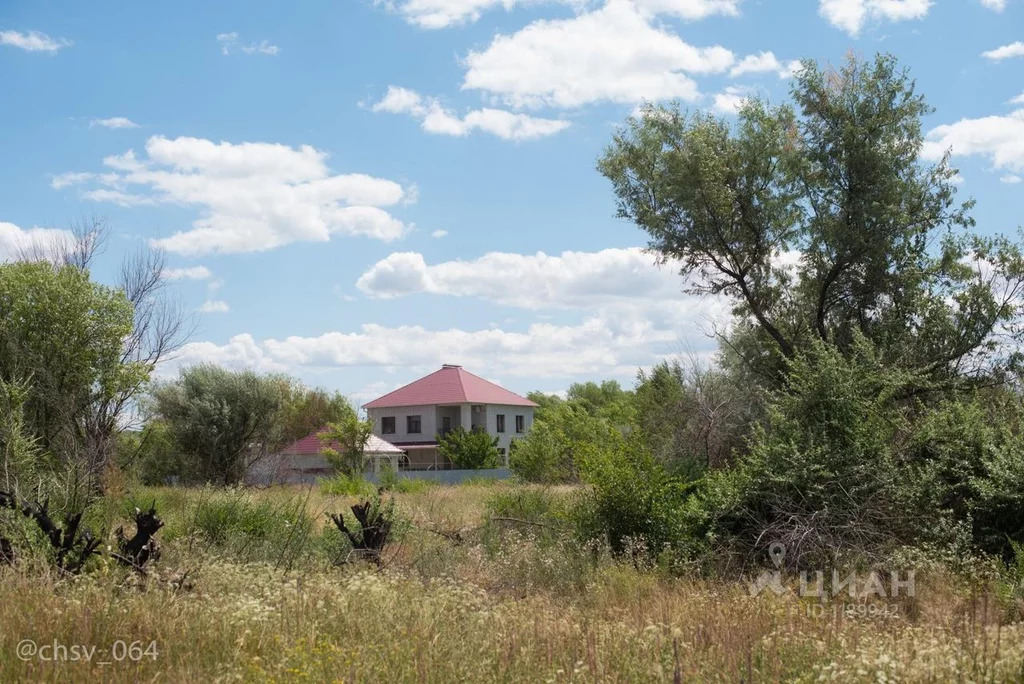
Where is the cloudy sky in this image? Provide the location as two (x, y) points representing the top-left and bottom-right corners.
(2, 0), (1022, 403)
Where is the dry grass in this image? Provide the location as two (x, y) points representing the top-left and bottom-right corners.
(1, 483), (1022, 682)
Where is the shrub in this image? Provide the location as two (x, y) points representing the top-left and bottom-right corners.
(572, 430), (693, 564)
(320, 414), (374, 477)
(437, 427), (500, 469)
(904, 394), (1024, 559)
(320, 473), (376, 497)
(693, 339), (913, 569)
(509, 403), (619, 483)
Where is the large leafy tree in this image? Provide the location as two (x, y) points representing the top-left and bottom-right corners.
(150, 365), (285, 485)
(0, 261), (140, 480)
(0, 220), (188, 493)
(599, 53), (1024, 389)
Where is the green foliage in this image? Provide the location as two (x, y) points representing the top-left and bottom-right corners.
(0, 261), (140, 477)
(437, 427), (501, 470)
(150, 365), (285, 485)
(694, 338), (915, 567)
(573, 430), (693, 563)
(599, 53), (1024, 388)
(272, 379), (355, 452)
(903, 393), (1024, 559)
(566, 380), (635, 426)
(633, 359), (755, 477)
(486, 487), (565, 525)
(319, 473), (376, 497)
(115, 420), (182, 486)
(526, 391), (563, 422)
(319, 413), (374, 477)
(0, 377), (41, 491)
(510, 402), (618, 483)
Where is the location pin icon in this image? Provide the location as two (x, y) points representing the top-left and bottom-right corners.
(769, 542), (785, 569)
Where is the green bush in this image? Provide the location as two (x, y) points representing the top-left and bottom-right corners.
(692, 339), (912, 569)
(437, 427), (501, 469)
(572, 430), (693, 564)
(904, 395), (1024, 559)
(158, 488), (320, 565)
(320, 473), (377, 497)
(509, 403), (619, 484)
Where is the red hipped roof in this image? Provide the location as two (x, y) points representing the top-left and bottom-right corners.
(363, 365), (538, 409)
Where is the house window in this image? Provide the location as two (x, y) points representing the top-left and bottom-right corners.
(381, 417), (395, 434)
(407, 415), (422, 434)
(515, 415), (525, 433)
(496, 414), (505, 433)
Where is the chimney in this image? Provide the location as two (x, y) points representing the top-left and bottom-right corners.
(441, 364), (462, 369)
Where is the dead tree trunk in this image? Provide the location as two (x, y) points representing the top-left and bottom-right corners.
(0, 537), (13, 565)
(330, 499), (394, 566)
(0, 490), (103, 573)
(114, 505), (164, 572)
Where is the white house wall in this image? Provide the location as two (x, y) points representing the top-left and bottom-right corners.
(485, 404), (535, 455)
(367, 402), (536, 467)
(367, 405), (438, 443)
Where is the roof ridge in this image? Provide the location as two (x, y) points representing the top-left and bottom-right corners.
(455, 366), (469, 402)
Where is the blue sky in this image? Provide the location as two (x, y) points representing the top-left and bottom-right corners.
(1, 0), (1022, 404)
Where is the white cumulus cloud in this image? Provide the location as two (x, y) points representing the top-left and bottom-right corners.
(55, 135), (412, 255)
(371, 86), (571, 140)
(818, 0), (931, 36)
(729, 51), (801, 78)
(982, 41), (1024, 61)
(462, 0), (734, 109)
(922, 108), (1024, 172)
(159, 334), (288, 377)
(160, 248), (731, 381)
(0, 29), (71, 53)
(165, 265), (213, 280)
(388, 0), (738, 29)
(198, 300), (230, 313)
(711, 86), (750, 114)
(980, 0), (1007, 9)
(90, 117), (139, 129)
(0, 222), (76, 261)
(356, 247), (690, 309)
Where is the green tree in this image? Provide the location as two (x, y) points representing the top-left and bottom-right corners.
(273, 379), (356, 451)
(150, 365), (285, 485)
(437, 427), (500, 470)
(319, 411), (373, 477)
(633, 359), (754, 476)
(509, 402), (619, 483)
(115, 420), (183, 486)
(566, 380), (636, 426)
(0, 261), (141, 478)
(599, 53), (1024, 389)
(526, 391), (563, 422)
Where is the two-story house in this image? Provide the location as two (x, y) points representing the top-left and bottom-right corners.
(363, 364), (538, 470)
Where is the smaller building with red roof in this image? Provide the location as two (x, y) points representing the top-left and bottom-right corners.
(363, 364), (538, 470)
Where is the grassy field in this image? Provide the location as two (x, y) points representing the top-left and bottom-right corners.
(1, 482), (1023, 682)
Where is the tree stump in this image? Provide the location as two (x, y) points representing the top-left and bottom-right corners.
(330, 499), (394, 566)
